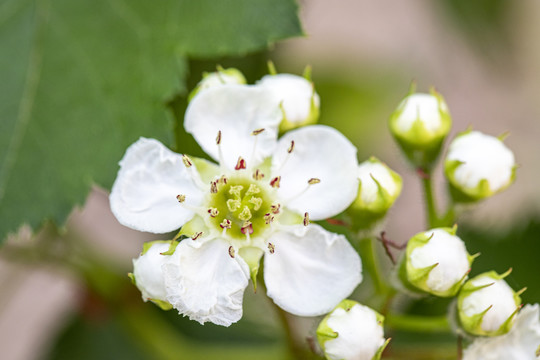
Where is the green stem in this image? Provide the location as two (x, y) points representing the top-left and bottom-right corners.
(357, 237), (390, 295)
(421, 171), (439, 228)
(385, 313), (451, 333)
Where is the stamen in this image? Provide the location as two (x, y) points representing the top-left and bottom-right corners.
(288, 140), (295, 153)
(308, 178), (321, 185)
(226, 199), (241, 212)
(241, 222), (254, 235)
(251, 128), (265, 136)
(235, 156), (247, 170)
(268, 243), (275, 254)
(249, 197), (262, 211)
(176, 194), (186, 203)
(210, 181), (218, 194)
(220, 219), (232, 229)
(270, 203), (281, 214)
(270, 176), (281, 188)
(303, 212), (310, 226)
(182, 154), (193, 168)
(228, 246), (235, 258)
(253, 169), (265, 180)
(238, 206), (252, 221)
(216, 130), (222, 145)
(208, 208), (219, 217)
(264, 213), (275, 224)
(191, 232), (203, 241)
(216, 130), (226, 169)
(218, 175), (228, 185)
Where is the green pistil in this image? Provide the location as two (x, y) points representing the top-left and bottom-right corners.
(208, 176), (274, 240)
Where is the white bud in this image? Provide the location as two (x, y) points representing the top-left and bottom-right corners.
(189, 67), (246, 101)
(317, 300), (389, 360)
(445, 130), (516, 202)
(458, 270), (522, 336)
(257, 73), (320, 132)
(132, 241), (174, 310)
(463, 304), (540, 360)
(402, 228), (473, 297)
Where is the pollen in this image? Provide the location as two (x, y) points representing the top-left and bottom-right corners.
(228, 246), (235, 258)
(210, 181), (218, 194)
(268, 243), (275, 254)
(235, 157), (246, 170)
(288, 140), (295, 153)
(216, 130), (222, 145)
(270, 176), (281, 188)
(264, 213), (275, 224)
(191, 232), (203, 241)
(303, 212), (310, 226)
(182, 154), (193, 168)
(253, 169), (265, 180)
(241, 222), (254, 235)
(220, 219), (232, 229)
(208, 208), (219, 217)
(251, 128), (265, 136)
(176, 194), (186, 203)
(270, 203), (281, 214)
(308, 178), (321, 184)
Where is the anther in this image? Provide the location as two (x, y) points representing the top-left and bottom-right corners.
(210, 181), (218, 194)
(308, 178), (321, 185)
(303, 212), (310, 226)
(264, 213), (275, 224)
(241, 222), (254, 235)
(235, 156), (247, 170)
(220, 219), (232, 229)
(288, 140), (295, 154)
(216, 130), (222, 145)
(182, 154), (193, 168)
(268, 243), (275, 254)
(270, 176), (281, 188)
(218, 175), (228, 185)
(176, 194), (186, 203)
(208, 208), (219, 217)
(191, 232), (203, 241)
(270, 203), (281, 214)
(251, 128), (265, 136)
(253, 169), (265, 180)
(228, 246), (235, 258)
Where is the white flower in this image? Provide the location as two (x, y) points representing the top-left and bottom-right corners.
(388, 89), (452, 168)
(463, 304), (540, 360)
(110, 84), (362, 326)
(257, 73), (320, 131)
(458, 270), (522, 336)
(402, 227), (474, 297)
(317, 300), (388, 360)
(131, 241), (173, 310)
(445, 130), (516, 201)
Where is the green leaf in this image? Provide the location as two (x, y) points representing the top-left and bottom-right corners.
(0, 0), (302, 242)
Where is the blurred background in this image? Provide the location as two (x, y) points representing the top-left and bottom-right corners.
(1, 0), (539, 359)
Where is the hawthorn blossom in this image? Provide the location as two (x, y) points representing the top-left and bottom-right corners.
(111, 84), (362, 326)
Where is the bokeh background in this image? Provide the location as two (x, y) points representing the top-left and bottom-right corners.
(1, 1), (539, 359)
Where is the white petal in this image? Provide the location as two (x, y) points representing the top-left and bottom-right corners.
(447, 131), (515, 192)
(463, 304), (540, 360)
(163, 239), (249, 326)
(110, 138), (204, 233)
(271, 125), (358, 220)
(325, 304), (385, 360)
(132, 242), (171, 302)
(462, 275), (517, 332)
(264, 224), (362, 316)
(184, 85), (282, 170)
(410, 229), (470, 293)
(258, 74), (319, 124)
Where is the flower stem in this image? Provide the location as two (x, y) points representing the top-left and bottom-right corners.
(357, 237), (391, 296)
(420, 169), (439, 228)
(385, 313), (451, 333)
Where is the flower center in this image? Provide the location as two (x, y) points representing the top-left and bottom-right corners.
(207, 175), (275, 240)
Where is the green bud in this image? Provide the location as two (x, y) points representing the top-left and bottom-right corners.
(389, 87), (452, 169)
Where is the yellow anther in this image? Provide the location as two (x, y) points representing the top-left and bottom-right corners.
(216, 130), (222, 145)
(176, 194), (186, 203)
(264, 213), (275, 224)
(182, 154), (193, 168)
(228, 246), (235, 258)
(251, 128), (265, 136)
(253, 169), (265, 181)
(308, 178), (321, 185)
(191, 232), (203, 240)
(220, 219), (232, 229)
(208, 208), (219, 217)
(210, 181), (218, 194)
(270, 176), (281, 188)
(288, 140), (295, 153)
(303, 212), (310, 226)
(235, 156), (246, 170)
(268, 243), (275, 254)
(270, 203), (281, 214)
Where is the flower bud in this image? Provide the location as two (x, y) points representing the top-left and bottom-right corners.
(130, 241), (177, 310)
(457, 270), (523, 336)
(348, 157), (402, 231)
(257, 70), (320, 132)
(317, 300), (389, 360)
(445, 130), (516, 202)
(389, 88), (452, 169)
(188, 67), (246, 101)
(399, 227), (475, 297)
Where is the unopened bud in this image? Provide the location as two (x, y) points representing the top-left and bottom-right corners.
(188, 67), (246, 101)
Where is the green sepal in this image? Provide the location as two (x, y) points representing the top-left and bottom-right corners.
(402, 227), (473, 297)
(317, 299), (358, 348)
(148, 298), (173, 311)
(348, 157), (402, 231)
(457, 270), (522, 336)
(238, 247), (264, 292)
(388, 90), (452, 169)
(128, 272), (136, 286)
(178, 215), (209, 239)
(372, 338), (391, 360)
(141, 240), (177, 256)
(191, 156), (221, 184)
(159, 240), (180, 256)
(303, 64), (312, 81)
(267, 60), (278, 75)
